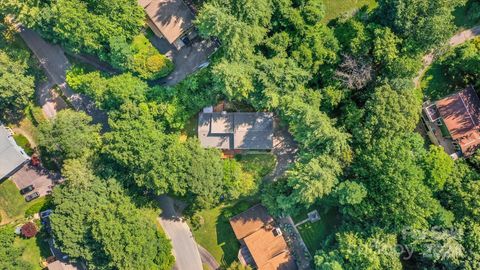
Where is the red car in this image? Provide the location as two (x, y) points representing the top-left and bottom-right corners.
(31, 155), (40, 166)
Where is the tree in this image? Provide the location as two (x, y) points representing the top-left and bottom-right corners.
(335, 54), (373, 90)
(422, 145), (454, 191)
(50, 176), (175, 269)
(376, 0), (464, 51)
(315, 230), (402, 270)
(20, 222), (38, 238)
(67, 71), (148, 111)
(227, 261), (252, 270)
(0, 226), (34, 270)
(37, 109), (101, 166)
(335, 181), (367, 205)
(0, 50), (34, 118)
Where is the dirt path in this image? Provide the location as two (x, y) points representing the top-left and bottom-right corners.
(414, 25), (480, 89)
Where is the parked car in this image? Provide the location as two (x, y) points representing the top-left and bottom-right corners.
(20, 185), (34, 195)
(25, 192), (40, 202)
(31, 155), (41, 166)
(40, 209), (53, 220)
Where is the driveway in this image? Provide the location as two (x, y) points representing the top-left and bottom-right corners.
(11, 164), (62, 197)
(18, 26), (108, 130)
(157, 195), (203, 270)
(149, 35), (218, 85)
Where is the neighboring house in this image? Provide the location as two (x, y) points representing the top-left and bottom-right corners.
(47, 261), (78, 270)
(138, 0), (196, 49)
(198, 110), (274, 150)
(229, 205), (297, 270)
(422, 86), (480, 158)
(0, 124), (30, 180)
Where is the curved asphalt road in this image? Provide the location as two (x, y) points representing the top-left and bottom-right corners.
(158, 195), (203, 270)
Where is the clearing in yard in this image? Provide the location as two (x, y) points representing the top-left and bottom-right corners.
(295, 207), (341, 254)
(234, 153), (276, 181)
(13, 134), (34, 156)
(421, 62), (456, 101)
(14, 230), (51, 270)
(0, 180), (49, 225)
(323, 0), (377, 23)
(190, 199), (259, 266)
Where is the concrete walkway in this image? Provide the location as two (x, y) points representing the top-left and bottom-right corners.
(157, 195), (203, 270)
(198, 244), (220, 270)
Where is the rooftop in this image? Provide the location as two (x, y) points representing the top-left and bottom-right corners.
(436, 86), (480, 156)
(139, 0), (194, 44)
(229, 205), (297, 270)
(198, 112), (274, 150)
(0, 124), (30, 180)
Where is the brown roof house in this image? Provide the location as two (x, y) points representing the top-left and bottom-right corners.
(0, 124), (30, 180)
(229, 205), (297, 270)
(138, 0), (196, 49)
(423, 86), (480, 158)
(198, 110), (274, 150)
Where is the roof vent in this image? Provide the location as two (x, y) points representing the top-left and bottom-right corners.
(272, 227), (282, 237)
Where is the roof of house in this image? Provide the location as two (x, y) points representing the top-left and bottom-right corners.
(47, 261), (78, 270)
(0, 124), (30, 179)
(436, 86), (480, 156)
(198, 112), (274, 150)
(230, 204), (274, 240)
(229, 205), (297, 270)
(139, 0), (194, 44)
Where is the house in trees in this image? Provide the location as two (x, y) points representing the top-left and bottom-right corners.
(198, 108), (274, 152)
(138, 0), (196, 49)
(0, 124), (30, 180)
(229, 205), (297, 270)
(422, 86), (480, 158)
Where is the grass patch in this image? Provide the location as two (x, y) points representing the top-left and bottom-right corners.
(296, 207), (341, 254)
(13, 134), (34, 156)
(0, 180), (48, 225)
(323, 0), (377, 23)
(14, 230), (51, 270)
(421, 62), (456, 100)
(190, 198), (259, 267)
(234, 153), (276, 181)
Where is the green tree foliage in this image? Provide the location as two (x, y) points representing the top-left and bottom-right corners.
(34, 0), (144, 59)
(102, 104), (225, 208)
(51, 164), (174, 269)
(67, 70), (148, 111)
(441, 37), (480, 89)
(0, 226), (34, 270)
(376, 0), (464, 51)
(361, 81), (421, 142)
(0, 50), (34, 117)
(315, 230), (402, 270)
(423, 145), (455, 191)
(349, 134), (443, 232)
(37, 109), (101, 165)
(334, 181), (367, 205)
(223, 159), (256, 200)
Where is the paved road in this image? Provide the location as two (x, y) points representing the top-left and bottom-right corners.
(157, 195), (203, 270)
(18, 27), (108, 130)
(197, 244), (220, 270)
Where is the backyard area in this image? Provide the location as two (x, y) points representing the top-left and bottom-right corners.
(190, 152), (276, 266)
(293, 207), (341, 254)
(14, 229), (51, 270)
(323, 0), (377, 23)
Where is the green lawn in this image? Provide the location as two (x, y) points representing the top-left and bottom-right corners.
(421, 62), (456, 100)
(13, 134), (34, 156)
(323, 0), (377, 23)
(0, 180), (49, 225)
(14, 231), (51, 270)
(234, 153), (276, 181)
(190, 199), (259, 267)
(296, 207), (341, 254)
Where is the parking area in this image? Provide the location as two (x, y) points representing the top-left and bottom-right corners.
(149, 35), (218, 85)
(11, 164), (61, 198)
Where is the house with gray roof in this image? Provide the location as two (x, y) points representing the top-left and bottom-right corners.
(0, 124), (30, 180)
(198, 112), (274, 150)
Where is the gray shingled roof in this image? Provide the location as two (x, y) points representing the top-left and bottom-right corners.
(0, 124), (30, 180)
(198, 112), (274, 150)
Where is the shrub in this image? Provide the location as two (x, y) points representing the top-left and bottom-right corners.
(130, 34), (174, 80)
(21, 222), (38, 238)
